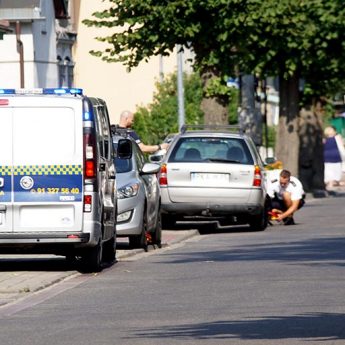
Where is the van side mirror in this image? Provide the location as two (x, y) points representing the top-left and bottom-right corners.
(117, 139), (132, 159)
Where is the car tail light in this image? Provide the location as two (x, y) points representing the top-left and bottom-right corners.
(0, 99), (9, 106)
(159, 164), (168, 186)
(253, 165), (262, 187)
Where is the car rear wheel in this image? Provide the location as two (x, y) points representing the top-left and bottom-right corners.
(248, 211), (268, 231)
(161, 214), (176, 229)
(152, 212), (162, 248)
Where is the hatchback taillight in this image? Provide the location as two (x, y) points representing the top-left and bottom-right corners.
(253, 165), (262, 186)
(159, 164), (168, 186)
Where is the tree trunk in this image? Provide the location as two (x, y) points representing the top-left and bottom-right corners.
(275, 73), (300, 176)
(298, 103), (325, 193)
(239, 75), (262, 146)
(200, 69), (228, 125)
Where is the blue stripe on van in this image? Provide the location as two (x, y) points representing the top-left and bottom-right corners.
(0, 175), (11, 202)
(13, 174), (83, 202)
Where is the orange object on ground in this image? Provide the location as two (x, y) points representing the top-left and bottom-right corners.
(268, 211), (279, 220)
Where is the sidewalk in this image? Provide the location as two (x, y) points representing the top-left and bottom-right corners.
(0, 229), (199, 307)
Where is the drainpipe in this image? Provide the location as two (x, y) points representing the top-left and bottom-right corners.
(15, 21), (24, 88)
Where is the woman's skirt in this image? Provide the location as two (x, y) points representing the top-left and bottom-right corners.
(324, 162), (343, 183)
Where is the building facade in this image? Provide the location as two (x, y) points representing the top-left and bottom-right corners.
(0, 1), (192, 124)
(0, 0), (75, 88)
(72, 1), (187, 123)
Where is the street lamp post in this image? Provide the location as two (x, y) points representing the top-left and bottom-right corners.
(177, 44), (185, 131)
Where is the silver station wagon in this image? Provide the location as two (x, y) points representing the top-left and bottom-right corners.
(159, 125), (269, 230)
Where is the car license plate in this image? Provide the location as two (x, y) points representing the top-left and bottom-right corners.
(190, 172), (230, 183)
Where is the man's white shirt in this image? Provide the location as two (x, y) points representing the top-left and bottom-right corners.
(267, 176), (305, 201)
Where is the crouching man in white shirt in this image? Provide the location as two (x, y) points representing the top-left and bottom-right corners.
(267, 169), (305, 225)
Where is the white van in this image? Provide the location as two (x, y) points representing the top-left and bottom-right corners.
(0, 88), (129, 272)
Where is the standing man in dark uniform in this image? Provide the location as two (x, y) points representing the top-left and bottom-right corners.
(117, 110), (169, 153)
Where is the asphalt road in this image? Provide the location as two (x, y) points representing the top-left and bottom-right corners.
(0, 195), (344, 344)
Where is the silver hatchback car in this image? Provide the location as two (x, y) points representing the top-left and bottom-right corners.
(159, 125), (269, 230)
(113, 134), (162, 250)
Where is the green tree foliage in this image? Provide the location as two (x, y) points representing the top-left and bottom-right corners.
(133, 72), (204, 144)
(133, 72), (239, 144)
(84, 0), (345, 181)
(83, 1), (345, 92)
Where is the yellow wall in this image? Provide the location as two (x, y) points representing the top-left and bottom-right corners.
(72, 1), (177, 124)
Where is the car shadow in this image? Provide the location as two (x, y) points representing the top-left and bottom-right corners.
(172, 221), (253, 235)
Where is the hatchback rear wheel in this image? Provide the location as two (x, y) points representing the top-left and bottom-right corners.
(152, 212), (162, 248)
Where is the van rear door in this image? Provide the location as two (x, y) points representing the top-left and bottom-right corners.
(10, 96), (83, 233)
(0, 106), (13, 232)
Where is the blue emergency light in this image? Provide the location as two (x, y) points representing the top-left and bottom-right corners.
(0, 89), (16, 94)
(0, 88), (83, 95)
(43, 88), (83, 95)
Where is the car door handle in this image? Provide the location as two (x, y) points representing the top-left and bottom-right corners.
(0, 205), (6, 212)
(99, 163), (106, 171)
(0, 177), (4, 188)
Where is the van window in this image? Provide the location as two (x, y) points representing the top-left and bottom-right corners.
(99, 106), (111, 160)
(94, 106), (105, 158)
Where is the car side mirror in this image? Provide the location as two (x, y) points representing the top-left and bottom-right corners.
(148, 148), (167, 163)
(140, 163), (161, 175)
(264, 157), (277, 165)
(117, 138), (132, 159)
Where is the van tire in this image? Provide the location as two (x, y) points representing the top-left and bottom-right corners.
(103, 236), (116, 263)
(81, 240), (103, 272)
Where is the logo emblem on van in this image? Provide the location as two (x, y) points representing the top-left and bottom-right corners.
(20, 176), (34, 190)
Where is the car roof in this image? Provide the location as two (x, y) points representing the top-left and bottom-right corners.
(177, 124), (249, 140)
(178, 130), (245, 139)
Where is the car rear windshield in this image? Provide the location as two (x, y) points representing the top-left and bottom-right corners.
(168, 137), (254, 165)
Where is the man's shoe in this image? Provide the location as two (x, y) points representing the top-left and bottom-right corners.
(283, 217), (295, 226)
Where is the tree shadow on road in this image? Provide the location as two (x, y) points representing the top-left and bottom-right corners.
(130, 312), (345, 341)
(160, 235), (345, 267)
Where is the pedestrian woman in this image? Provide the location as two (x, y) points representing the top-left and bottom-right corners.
(323, 126), (344, 189)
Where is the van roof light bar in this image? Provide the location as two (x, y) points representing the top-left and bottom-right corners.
(0, 88), (83, 95)
(180, 124), (243, 134)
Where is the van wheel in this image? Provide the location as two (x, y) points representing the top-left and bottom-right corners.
(129, 210), (148, 251)
(102, 236), (116, 263)
(152, 212), (162, 248)
(80, 240), (103, 272)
